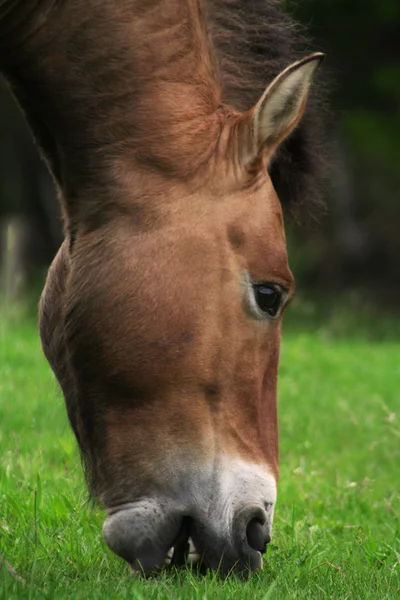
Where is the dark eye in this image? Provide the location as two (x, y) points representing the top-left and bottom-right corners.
(253, 284), (283, 317)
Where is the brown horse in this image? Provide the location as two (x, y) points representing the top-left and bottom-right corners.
(0, 0), (324, 576)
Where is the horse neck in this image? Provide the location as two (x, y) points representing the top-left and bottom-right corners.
(2, 0), (222, 207)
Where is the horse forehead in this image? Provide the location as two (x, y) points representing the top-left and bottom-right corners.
(211, 178), (289, 271)
(176, 171), (284, 236)
(121, 172), (289, 277)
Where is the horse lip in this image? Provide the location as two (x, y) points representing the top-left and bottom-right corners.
(105, 502), (143, 516)
(103, 501), (183, 576)
(105, 507), (201, 574)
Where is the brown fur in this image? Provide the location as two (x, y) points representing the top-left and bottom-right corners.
(1, 0), (325, 218)
(0, 0), (323, 571)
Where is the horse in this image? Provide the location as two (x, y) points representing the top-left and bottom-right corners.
(0, 0), (324, 576)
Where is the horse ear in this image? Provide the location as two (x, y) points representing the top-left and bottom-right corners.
(239, 53), (324, 166)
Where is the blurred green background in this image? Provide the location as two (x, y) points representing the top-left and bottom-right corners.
(287, 0), (400, 307)
(0, 0), (399, 311)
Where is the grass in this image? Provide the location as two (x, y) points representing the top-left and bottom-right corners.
(0, 297), (399, 599)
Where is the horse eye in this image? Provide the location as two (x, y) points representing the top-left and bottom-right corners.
(253, 284), (283, 317)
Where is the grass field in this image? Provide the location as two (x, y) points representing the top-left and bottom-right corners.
(1, 298), (399, 599)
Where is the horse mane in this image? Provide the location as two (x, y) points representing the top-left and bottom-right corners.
(208, 0), (327, 219)
(2, 0), (326, 221)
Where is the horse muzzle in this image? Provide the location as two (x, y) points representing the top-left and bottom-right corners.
(102, 460), (276, 576)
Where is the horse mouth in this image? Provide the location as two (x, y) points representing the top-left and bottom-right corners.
(104, 498), (272, 576)
(162, 517), (202, 569)
(129, 517), (202, 575)
(129, 516), (265, 575)
(163, 537), (201, 568)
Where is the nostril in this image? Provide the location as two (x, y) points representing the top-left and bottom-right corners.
(246, 518), (270, 553)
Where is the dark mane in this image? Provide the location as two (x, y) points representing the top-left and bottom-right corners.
(208, 0), (327, 219)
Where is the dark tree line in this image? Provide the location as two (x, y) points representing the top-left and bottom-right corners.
(0, 79), (62, 297)
(287, 0), (400, 297)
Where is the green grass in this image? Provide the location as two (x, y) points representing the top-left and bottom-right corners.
(1, 299), (399, 599)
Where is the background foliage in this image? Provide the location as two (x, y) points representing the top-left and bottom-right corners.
(286, 0), (400, 298)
